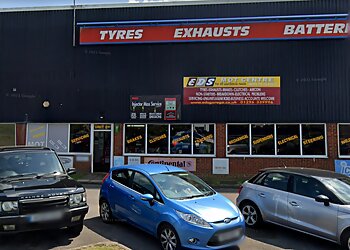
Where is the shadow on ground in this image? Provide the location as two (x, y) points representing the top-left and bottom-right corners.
(244, 223), (341, 250)
(84, 216), (240, 250)
(0, 228), (74, 250)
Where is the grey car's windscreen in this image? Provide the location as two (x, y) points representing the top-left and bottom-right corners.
(321, 177), (350, 204)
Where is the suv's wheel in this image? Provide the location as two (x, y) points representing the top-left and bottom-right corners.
(340, 229), (350, 249)
(158, 224), (181, 250)
(100, 200), (114, 223)
(239, 201), (262, 228)
(67, 223), (83, 237)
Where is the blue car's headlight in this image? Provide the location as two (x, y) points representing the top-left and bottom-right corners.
(176, 210), (212, 228)
(239, 211), (244, 222)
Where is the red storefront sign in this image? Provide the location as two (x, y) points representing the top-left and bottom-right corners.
(79, 18), (348, 45)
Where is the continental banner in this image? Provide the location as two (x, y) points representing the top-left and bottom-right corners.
(144, 157), (196, 172)
(183, 76), (280, 105)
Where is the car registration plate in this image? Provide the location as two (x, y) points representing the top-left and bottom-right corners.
(218, 228), (241, 242)
(29, 210), (64, 223)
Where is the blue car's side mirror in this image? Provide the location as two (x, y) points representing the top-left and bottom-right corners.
(141, 194), (154, 206)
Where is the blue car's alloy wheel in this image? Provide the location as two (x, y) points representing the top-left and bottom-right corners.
(159, 225), (180, 250)
(100, 200), (113, 223)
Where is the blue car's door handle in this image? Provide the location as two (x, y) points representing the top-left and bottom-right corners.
(129, 195), (135, 201)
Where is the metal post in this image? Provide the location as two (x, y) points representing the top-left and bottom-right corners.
(72, 0), (76, 47)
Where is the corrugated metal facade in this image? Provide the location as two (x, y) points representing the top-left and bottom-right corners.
(0, 0), (349, 123)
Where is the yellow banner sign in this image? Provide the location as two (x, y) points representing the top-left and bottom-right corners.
(127, 135), (143, 144)
(149, 134), (167, 144)
(253, 134), (273, 145)
(184, 76), (280, 88)
(278, 135), (299, 145)
(183, 76), (280, 105)
(303, 135), (324, 145)
(341, 138), (350, 145)
(229, 135), (249, 145)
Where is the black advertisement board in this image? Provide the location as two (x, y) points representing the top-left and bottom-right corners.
(130, 95), (181, 121)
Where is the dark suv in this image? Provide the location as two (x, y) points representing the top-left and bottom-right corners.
(0, 146), (88, 235)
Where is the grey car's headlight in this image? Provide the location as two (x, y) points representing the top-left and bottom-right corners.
(69, 192), (86, 207)
(176, 210), (212, 228)
(0, 201), (18, 212)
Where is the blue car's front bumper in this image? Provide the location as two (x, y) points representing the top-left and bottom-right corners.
(173, 216), (245, 249)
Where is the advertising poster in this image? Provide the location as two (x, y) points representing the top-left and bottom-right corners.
(335, 160), (350, 177)
(144, 157), (196, 172)
(27, 123), (47, 147)
(47, 124), (69, 153)
(130, 95), (181, 121)
(183, 76), (280, 105)
(113, 156), (125, 167)
(0, 124), (16, 146)
(128, 156), (141, 165)
(213, 158), (229, 175)
(80, 16), (348, 45)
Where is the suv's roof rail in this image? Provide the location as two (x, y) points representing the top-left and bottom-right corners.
(0, 146), (53, 152)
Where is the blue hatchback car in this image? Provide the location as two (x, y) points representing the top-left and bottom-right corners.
(99, 164), (245, 249)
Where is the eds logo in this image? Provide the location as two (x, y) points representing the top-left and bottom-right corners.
(187, 77), (216, 87)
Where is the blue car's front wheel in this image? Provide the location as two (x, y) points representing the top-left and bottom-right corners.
(158, 224), (181, 250)
(99, 199), (114, 224)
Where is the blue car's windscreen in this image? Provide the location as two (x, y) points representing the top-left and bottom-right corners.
(151, 172), (215, 200)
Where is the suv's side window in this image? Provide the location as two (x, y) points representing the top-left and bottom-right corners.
(292, 175), (331, 199)
(131, 172), (162, 202)
(259, 172), (290, 191)
(111, 170), (132, 187)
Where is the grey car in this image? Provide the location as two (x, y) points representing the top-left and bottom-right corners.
(236, 167), (350, 249)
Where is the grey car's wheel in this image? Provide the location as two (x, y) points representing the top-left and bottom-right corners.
(240, 202), (262, 227)
(158, 224), (181, 250)
(100, 200), (114, 223)
(340, 229), (350, 249)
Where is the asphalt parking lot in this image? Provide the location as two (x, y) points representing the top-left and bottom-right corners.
(0, 184), (342, 250)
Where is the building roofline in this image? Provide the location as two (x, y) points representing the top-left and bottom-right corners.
(0, 0), (309, 13)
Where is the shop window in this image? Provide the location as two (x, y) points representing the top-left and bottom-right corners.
(252, 124), (275, 155)
(170, 125), (192, 155)
(193, 124), (215, 155)
(69, 124), (91, 153)
(277, 125), (300, 155)
(227, 125), (249, 155)
(0, 124), (16, 146)
(147, 124), (168, 154)
(302, 124), (326, 156)
(339, 124), (350, 156)
(27, 123), (47, 147)
(47, 124), (69, 153)
(124, 124), (145, 154)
